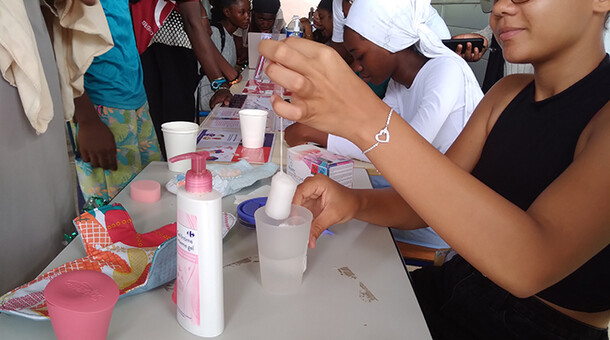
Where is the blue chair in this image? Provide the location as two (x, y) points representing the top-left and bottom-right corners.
(371, 172), (451, 267)
(198, 111), (210, 124)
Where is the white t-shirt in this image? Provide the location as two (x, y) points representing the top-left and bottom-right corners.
(332, 0), (450, 43)
(327, 55), (483, 162)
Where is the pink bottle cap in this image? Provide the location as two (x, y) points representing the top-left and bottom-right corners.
(130, 180), (161, 203)
(168, 151), (212, 193)
(44, 270), (119, 340)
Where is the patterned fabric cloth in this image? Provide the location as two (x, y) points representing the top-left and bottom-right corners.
(151, 9), (193, 48)
(71, 102), (162, 202)
(0, 204), (176, 320)
(0, 204), (236, 321)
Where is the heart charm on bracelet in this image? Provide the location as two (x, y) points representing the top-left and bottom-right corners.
(375, 127), (390, 143)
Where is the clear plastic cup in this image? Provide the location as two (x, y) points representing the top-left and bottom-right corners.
(44, 270), (119, 340)
(255, 205), (313, 294)
(161, 121), (199, 172)
(239, 109), (267, 148)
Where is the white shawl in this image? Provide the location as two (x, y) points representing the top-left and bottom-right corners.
(0, 0), (112, 134)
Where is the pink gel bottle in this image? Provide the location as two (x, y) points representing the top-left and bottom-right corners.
(169, 151), (224, 337)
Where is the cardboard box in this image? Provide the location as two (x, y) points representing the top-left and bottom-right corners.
(287, 145), (354, 188)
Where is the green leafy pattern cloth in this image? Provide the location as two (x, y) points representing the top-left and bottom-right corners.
(71, 102), (162, 201)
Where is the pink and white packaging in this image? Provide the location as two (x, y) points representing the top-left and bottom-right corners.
(43, 270), (119, 340)
(287, 144), (354, 188)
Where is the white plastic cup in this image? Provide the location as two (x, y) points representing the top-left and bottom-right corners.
(255, 205), (312, 294)
(161, 121), (199, 172)
(239, 109), (267, 148)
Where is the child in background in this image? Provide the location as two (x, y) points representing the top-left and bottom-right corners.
(72, 0), (161, 202)
(233, 0), (284, 69)
(198, 0), (250, 111)
(301, 0), (333, 45)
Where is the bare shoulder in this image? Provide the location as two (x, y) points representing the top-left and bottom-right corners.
(494, 73), (535, 91)
(481, 74), (534, 130)
(444, 74), (534, 170)
(576, 101), (610, 157)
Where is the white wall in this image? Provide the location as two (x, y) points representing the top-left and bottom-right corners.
(281, 1), (610, 85)
(433, 1), (490, 84)
(281, 0), (491, 84)
(280, 0), (318, 23)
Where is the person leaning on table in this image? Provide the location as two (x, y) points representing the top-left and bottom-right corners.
(258, 0), (610, 338)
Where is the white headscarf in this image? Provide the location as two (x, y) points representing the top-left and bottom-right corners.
(346, 0), (482, 123)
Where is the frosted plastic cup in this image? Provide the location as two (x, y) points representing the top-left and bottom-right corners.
(255, 205), (313, 294)
(239, 109), (267, 148)
(161, 121), (199, 172)
(44, 270), (119, 340)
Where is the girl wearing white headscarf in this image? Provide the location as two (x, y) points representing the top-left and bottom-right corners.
(282, 0), (483, 250)
(321, 0), (483, 250)
(331, 0), (450, 44)
(327, 0), (483, 160)
(288, 0), (482, 162)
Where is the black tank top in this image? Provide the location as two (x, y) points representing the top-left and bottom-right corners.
(471, 55), (610, 312)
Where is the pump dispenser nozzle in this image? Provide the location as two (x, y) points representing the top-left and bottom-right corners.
(168, 151), (212, 193)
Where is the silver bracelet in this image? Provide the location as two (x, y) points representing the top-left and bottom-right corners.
(362, 108), (394, 154)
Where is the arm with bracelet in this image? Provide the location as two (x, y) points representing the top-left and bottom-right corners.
(258, 0), (610, 334)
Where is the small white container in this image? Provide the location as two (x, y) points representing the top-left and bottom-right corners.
(161, 121), (199, 172)
(239, 109), (268, 148)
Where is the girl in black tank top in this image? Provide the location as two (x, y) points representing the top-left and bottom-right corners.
(253, 0), (610, 339)
(471, 56), (610, 313)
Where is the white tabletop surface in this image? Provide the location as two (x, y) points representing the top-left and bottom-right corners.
(0, 162), (431, 339)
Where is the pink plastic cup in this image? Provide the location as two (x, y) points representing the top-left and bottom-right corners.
(44, 270), (119, 340)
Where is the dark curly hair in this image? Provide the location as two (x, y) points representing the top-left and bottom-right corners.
(252, 0), (280, 14)
(210, 0), (243, 23)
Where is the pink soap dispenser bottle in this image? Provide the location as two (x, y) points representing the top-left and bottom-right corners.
(169, 151), (223, 337)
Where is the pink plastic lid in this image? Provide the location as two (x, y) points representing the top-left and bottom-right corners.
(44, 270), (119, 313)
(130, 180), (161, 203)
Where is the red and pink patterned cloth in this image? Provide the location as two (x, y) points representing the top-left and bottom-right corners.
(0, 204), (234, 320)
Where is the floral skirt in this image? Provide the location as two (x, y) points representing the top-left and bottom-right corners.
(71, 102), (162, 202)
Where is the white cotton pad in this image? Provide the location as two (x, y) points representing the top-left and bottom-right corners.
(265, 172), (298, 220)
